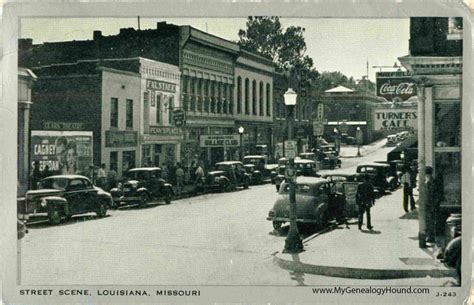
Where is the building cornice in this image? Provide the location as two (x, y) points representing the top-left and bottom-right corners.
(398, 55), (462, 76)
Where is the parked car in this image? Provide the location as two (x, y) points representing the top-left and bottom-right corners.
(266, 177), (346, 231)
(274, 159), (321, 192)
(18, 175), (112, 225)
(17, 220), (28, 239)
(244, 164), (264, 185)
(386, 134), (398, 146)
(299, 152), (317, 162)
(242, 155), (278, 181)
(204, 170), (233, 192)
(374, 160), (403, 189)
(110, 167), (174, 207)
(215, 161), (251, 189)
(317, 145), (341, 169)
(356, 163), (396, 193)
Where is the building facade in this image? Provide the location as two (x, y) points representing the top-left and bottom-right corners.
(399, 17), (463, 244)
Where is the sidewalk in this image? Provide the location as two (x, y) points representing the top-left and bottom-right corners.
(338, 138), (387, 158)
(272, 187), (456, 280)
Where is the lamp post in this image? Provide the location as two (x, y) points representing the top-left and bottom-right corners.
(283, 88), (303, 253)
(356, 126), (362, 157)
(238, 126), (244, 161)
(333, 127), (340, 154)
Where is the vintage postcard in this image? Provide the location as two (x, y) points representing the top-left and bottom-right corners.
(1, 0), (472, 304)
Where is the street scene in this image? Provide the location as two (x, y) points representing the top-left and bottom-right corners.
(16, 17), (463, 287)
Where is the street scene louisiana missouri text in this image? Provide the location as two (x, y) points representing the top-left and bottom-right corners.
(16, 17), (463, 287)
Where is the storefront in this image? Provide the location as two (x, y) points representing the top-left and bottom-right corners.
(142, 126), (182, 167)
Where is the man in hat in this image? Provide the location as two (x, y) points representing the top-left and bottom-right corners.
(356, 174), (375, 230)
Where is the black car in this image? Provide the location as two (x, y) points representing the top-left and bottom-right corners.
(215, 161), (251, 189)
(204, 170), (233, 192)
(374, 160), (404, 189)
(317, 145), (341, 169)
(18, 175), (112, 225)
(273, 159), (320, 192)
(110, 167), (174, 207)
(356, 163), (396, 193)
(244, 164), (265, 185)
(242, 155), (278, 182)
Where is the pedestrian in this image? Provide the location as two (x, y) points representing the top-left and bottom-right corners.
(356, 174), (375, 230)
(189, 161), (197, 184)
(107, 168), (118, 191)
(97, 163), (107, 188)
(425, 166), (436, 243)
(42, 165), (52, 179)
(30, 161), (42, 190)
(162, 164), (169, 181)
(194, 162), (205, 194)
(176, 163), (184, 194)
(401, 166), (416, 213)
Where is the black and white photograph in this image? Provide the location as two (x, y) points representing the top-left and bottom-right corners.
(1, 1), (472, 304)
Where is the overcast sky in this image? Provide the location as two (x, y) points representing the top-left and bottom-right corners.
(20, 17), (410, 82)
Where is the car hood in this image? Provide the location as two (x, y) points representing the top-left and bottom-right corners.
(94, 186), (112, 197)
(272, 195), (323, 218)
(26, 189), (61, 197)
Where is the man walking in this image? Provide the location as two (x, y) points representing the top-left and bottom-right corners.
(356, 174), (375, 230)
(401, 166), (416, 213)
(194, 162), (205, 194)
(176, 163), (184, 194)
(97, 163), (107, 188)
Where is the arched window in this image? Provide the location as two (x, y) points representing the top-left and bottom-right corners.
(190, 78), (196, 111)
(259, 81), (264, 116)
(229, 85), (234, 114)
(196, 79), (202, 112)
(210, 81), (216, 113)
(204, 79), (209, 113)
(266, 83), (271, 116)
(245, 78), (250, 115)
(237, 77), (242, 114)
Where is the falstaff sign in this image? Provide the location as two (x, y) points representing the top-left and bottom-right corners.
(373, 108), (418, 131)
(200, 135), (240, 147)
(146, 79), (176, 93)
(376, 72), (417, 102)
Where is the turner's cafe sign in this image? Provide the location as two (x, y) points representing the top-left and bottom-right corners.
(374, 108), (418, 130)
(376, 72), (417, 102)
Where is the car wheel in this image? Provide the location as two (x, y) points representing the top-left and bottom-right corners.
(273, 221), (283, 232)
(243, 178), (250, 189)
(48, 208), (61, 225)
(96, 201), (108, 218)
(139, 192), (150, 207)
(164, 189), (172, 205)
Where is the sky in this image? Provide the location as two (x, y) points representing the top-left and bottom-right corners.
(20, 17), (411, 82)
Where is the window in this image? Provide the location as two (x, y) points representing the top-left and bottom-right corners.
(126, 99), (133, 129)
(204, 80), (210, 113)
(110, 151), (118, 171)
(434, 102), (461, 147)
(434, 152), (461, 206)
(259, 82), (264, 116)
(122, 151), (136, 172)
(245, 78), (250, 115)
(68, 179), (85, 191)
(197, 79), (202, 112)
(448, 17), (463, 40)
(266, 84), (271, 116)
(237, 77), (242, 114)
(168, 95), (174, 125)
(156, 94), (162, 124)
(229, 85), (234, 114)
(252, 80), (257, 115)
(110, 97), (118, 128)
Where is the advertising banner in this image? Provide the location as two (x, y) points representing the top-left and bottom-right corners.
(200, 135), (240, 147)
(375, 71), (417, 102)
(30, 130), (93, 175)
(373, 108), (418, 131)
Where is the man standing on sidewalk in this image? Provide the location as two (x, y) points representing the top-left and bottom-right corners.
(356, 174), (375, 230)
(401, 166), (416, 213)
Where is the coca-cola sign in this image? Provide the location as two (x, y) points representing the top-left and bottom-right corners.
(376, 72), (417, 102)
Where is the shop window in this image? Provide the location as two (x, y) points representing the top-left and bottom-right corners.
(110, 151), (118, 172)
(237, 77), (242, 114)
(126, 99), (133, 129)
(110, 97), (118, 128)
(434, 102), (461, 147)
(434, 152), (461, 207)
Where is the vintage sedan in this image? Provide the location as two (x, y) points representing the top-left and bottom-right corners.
(243, 164), (265, 185)
(204, 170), (233, 192)
(273, 159), (320, 192)
(110, 167), (174, 207)
(18, 175), (112, 225)
(267, 177), (346, 231)
(318, 145), (341, 169)
(215, 161), (251, 189)
(356, 163), (396, 193)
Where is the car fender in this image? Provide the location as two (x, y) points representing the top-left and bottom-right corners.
(43, 196), (67, 206)
(219, 176), (230, 184)
(137, 187), (150, 196)
(110, 188), (123, 197)
(387, 176), (396, 185)
(163, 183), (175, 195)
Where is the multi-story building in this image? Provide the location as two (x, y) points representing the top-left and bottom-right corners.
(399, 17), (463, 245)
(20, 21), (274, 169)
(29, 57), (181, 179)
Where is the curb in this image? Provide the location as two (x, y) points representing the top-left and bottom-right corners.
(272, 254), (456, 280)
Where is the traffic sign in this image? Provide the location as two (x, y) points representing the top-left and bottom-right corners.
(285, 140), (297, 159)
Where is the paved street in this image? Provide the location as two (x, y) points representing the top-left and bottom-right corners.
(19, 142), (455, 286)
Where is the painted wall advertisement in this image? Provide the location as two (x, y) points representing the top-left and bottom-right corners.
(30, 130), (93, 175)
(373, 108), (418, 131)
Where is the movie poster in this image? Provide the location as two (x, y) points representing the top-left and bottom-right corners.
(30, 130), (93, 175)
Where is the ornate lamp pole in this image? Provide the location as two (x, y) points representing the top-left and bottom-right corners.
(238, 126), (244, 161)
(283, 88), (303, 253)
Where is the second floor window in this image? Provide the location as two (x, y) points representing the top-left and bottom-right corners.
(156, 94), (162, 124)
(126, 99), (133, 129)
(110, 97), (118, 128)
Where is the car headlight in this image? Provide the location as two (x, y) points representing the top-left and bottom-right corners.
(40, 198), (47, 207)
(117, 182), (123, 189)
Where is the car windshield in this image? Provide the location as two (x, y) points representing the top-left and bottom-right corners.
(243, 158), (264, 166)
(216, 164), (231, 171)
(300, 154), (315, 160)
(126, 171), (150, 180)
(39, 178), (68, 191)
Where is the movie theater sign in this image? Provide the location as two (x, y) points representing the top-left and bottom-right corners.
(376, 72), (417, 102)
(373, 108), (418, 131)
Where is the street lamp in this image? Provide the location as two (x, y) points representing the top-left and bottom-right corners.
(333, 127), (340, 154)
(283, 88), (303, 253)
(356, 126), (362, 157)
(238, 126), (244, 161)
